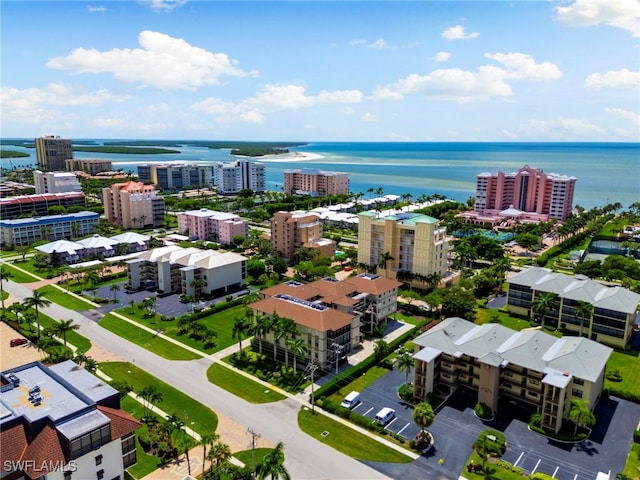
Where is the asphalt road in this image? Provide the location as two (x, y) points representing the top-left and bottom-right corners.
(3, 280), (392, 480)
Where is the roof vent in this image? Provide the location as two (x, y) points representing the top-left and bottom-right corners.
(563, 371), (570, 376)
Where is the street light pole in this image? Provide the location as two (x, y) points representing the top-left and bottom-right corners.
(308, 362), (318, 413)
(330, 342), (343, 375)
(247, 427), (261, 479)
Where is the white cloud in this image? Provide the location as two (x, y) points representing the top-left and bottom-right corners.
(442, 25), (479, 40)
(372, 52), (561, 103)
(87, 6), (107, 13)
(47, 30), (258, 91)
(94, 117), (126, 128)
(605, 107), (640, 123)
(521, 117), (605, 137)
(1, 83), (128, 109)
(360, 112), (377, 122)
(340, 106), (354, 115)
(434, 52), (451, 62)
(485, 52), (562, 80)
(369, 38), (388, 49)
(141, 0), (188, 12)
(349, 39), (366, 46)
(148, 103), (169, 112)
(191, 84), (363, 124)
(585, 68), (640, 88)
(555, 0), (640, 38)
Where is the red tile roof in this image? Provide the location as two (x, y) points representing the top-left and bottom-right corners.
(0, 421), (28, 465)
(22, 423), (67, 478)
(97, 405), (141, 439)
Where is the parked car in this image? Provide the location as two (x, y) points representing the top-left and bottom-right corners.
(10, 338), (28, 347)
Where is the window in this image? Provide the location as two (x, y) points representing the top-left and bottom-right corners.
(95, 455), (103, 466)
(572, 388), (583, 398)
(573, 378), (584, 386)
(97, 470), (105, 480)
(64, 472), (72, 480)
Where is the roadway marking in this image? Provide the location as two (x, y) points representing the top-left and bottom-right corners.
(386, 417), (398, 429)
(573, 475), (578, 480)
(363, 407), (374, 416)
(552, 466), (559, 478)
(396, 422), (410, 435)
(352, 403), (362, 410)
(514, 452), (524, 467)
(531, 459), (541, 474)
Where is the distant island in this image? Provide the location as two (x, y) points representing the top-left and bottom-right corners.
(73, 146), (181, 154)
(103, 140), (307, 157)
(1, 150), (30, 158)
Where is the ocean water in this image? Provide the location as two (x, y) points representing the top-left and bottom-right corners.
(2, 141), (638, 210)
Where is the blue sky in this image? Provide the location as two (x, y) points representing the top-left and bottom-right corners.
(1, 0), (638, 141)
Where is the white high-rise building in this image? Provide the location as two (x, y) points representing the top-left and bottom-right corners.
(33, 170), (82, 194)
(216, 159), (265, 195)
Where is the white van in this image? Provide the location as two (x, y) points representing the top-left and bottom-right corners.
(340, 391), (360, 409)
(375, 407), (396, 425)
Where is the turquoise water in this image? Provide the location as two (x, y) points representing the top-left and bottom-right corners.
(2, 141), (638, 209)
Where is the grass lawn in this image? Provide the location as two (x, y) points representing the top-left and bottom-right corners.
(298, 407), (413, 463)
(100, 314), (201, 360)
(623, 442), (640, 479)
(206, 363), (285, 403)
(1, 263), (41, 283)
(605, 350), (640, 396)
(461, 453), (525, 479)
(327, 366), (391, 404)
(233, 448), (272, 469)
(36, 285), (96, 310)
(100, 362), (218, 437)
(38, 312), (92, 353)
(395, 311), (424, 326)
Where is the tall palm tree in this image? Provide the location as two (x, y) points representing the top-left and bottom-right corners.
(575, 300), (594, 337)
(569, 399), (596, 437)
(24, 291), (52, 339)
(271, 312), (285, 362)
(256, 442), (290, 480)
(252, 314), (271, 356)
(397, 352), (414, 387)
(279, 317), (299, 368)
(413, 402), (435, 439)
(232, 315), (252, 355)
(54, 319), (79, 346)
(492, 257), (512, 292)
(190, 277), (207, 299)
(0, 265), (13, 315)
(109, 284), (121, 303)
(138, 385), (163, 419)
(378, 252), (394, 276)
(199, 433), (219, 477)
(531, 292), (558, 330)
(286, 337), (307, 372)
(206, 441), (232, 474)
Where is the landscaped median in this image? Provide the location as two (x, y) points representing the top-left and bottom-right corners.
(36, 284), (98, 310)
(206, 363), (286, 403)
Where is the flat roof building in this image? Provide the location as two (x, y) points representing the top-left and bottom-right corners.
(103, 181), (165, 229)
(216, 159), (265, 195)
(283, 168), (350, 197)
(0, 211), (99, 247)
(35, 136), (73, 172)
(270, 211), (335, 265)
(138, 163), (215, 191)
(177, 208), (248, 245)
(33, 170), (82, 195)
(65, 159), (113, 176)
(0, 192), (86, 220)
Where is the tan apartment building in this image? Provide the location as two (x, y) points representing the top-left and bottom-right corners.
(358, 211), (452, 286)
(283, 168), (350, 197)
(270, 211), (335, 264)
(413, 317), (612, 433)
(65, 159), (113, 175)
(507, 267), (640, 349)
(35, 135), (73, 171)
(102, 181), (165, 229)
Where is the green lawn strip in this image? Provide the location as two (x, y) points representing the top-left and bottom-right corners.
(327, 366), (390, 404)
(233, 448), (272, 469)
(197, 304), (247, 350)
(623, 442), (640, 478)
(298, 407), (413, 463)
(38, 313), (92, 353)
(100, 361), (218, 437)
(36, 284), (97, 310)
(9, 258), (56, 277)
(100, 314), (201, 360)
(206, 363), (285, 403)
(395, 312), (422, 326)
(605, 350), (640, 397)
(461, 453), (525, 479)
(1, 263), (41, 283)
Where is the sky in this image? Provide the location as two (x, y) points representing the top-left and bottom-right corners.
(1, 0), (639, 142)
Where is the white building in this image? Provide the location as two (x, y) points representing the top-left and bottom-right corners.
(216, 159), (265, 195)
(33, 170), (82, 195)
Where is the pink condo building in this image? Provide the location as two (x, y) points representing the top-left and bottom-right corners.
(177, 208), (248, 245)
(459, 165), (577, 226)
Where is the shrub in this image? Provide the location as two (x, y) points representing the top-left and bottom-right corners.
(474, 402), (493, 419)
(605, 369), (623, 382)
(633, 430), (640, 444)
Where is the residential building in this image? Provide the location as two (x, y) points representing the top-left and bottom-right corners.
(65, 159), (113, 176)
(0, 181), (35, 198)
(216, 159), (265, 195)
(258, 273), (402, 337)
(0, 360), (140, 480)
(358, 211), (452, 286)
(0, 211), (99, 246)
(458, 165), (577, 226)
(269, 211), (335, 265)
(102, 181), (165, 229)
(506, 267), (640, 349)
(177, 208), (248, 245)
(0, 192), (86, 220)
(127, 245), (247, 297)
(137, 163), (216, 190)
(412, 317), (612, 433)
(33, 170), (82, 194)
(35, 135), (73, 171)
(283, 168), (350, 197)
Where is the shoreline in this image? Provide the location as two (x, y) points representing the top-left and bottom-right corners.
(232, 150), (325, 163)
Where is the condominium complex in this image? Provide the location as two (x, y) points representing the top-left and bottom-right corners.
(270, 211), (335, 265)
(459, 165), (577, 225)
(127, 245), (247, 297)
(283, 168), (350, 197)
(137, 163), (216, 191)
(0, 192), (86, 220)
(216, 159), (265, 195)
(177, 208), (248, 245)
(33, 170), (82, 194)
(0, 211), (99, 246)
(65, 159), (113, 176)
(413, 317), (612, 433)
(102, 181), (165, 229)
(507, 267), (640, 349)
(1, 360), (140, 480)
(35, 136), (73, 171)
(357, 211), (452, 286)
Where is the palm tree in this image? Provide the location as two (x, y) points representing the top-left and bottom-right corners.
(279, 317), (299, 368)
(375, 186), (384, 197)
(378, 251), (394, 276)
(54, 319), (79, 346)
(286, 337), (307, 371)
(373, 339), (389, 362)
(531, 292), (558, 330)
(24, 291), (52, 339)
(575, 300), (594, 337)
(492, 257), (512, 292)
(207, 441), (232, 474)
(232, 315), (252, 355)
(109, 284), (121, 303)
(397, 352), (414, 387)
(256, 441), (290, 480)
(472, 434), (492, 470)
(0, 265), (13, 316)
(413, 402), (435, 447)
(199, 433), (219, 477)
(190, 277), (207, 299)
(138, 385), (163, 419)
(271, 312), (284, 362)
(569, 399), (596, 437)
(252, 314), (271, 356)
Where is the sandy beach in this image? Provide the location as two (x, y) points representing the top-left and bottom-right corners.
(236, 150), (325, 163)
